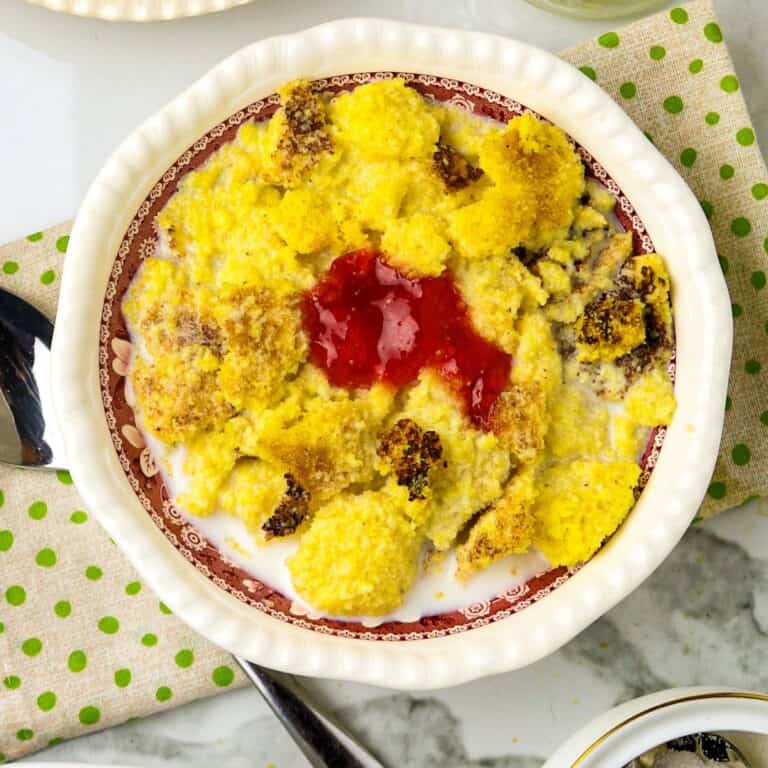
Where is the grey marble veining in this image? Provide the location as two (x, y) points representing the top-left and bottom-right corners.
(4, 0), (768, 765)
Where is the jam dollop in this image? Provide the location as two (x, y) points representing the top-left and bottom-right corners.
(303, 250), (512, 430)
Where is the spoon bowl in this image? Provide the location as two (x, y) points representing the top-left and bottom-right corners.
(0, 288), (67, 470)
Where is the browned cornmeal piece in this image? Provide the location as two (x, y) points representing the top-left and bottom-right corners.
(164, 310), (221, 353)
(277, 81), (332, 175)
(487, 383), (547, 464)
(614, 252), (674, 380)
(456, 469), (537, 579)
(575, 292), (646, 362)
(378, 418), (444, 501)
(262, 473), (311, 539)
(433, 141), (484, 191)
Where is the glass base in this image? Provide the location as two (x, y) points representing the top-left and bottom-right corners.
(524, 0), (668, 20)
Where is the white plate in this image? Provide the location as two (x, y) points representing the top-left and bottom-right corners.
(23, 0), (252, 22)
(51, 19), (732, 690)
(544, 687), (768, 768)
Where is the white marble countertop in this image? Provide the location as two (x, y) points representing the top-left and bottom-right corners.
(2, 0), (768, 765)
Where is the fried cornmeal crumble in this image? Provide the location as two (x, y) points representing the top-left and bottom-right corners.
(123, 78), (676, 618)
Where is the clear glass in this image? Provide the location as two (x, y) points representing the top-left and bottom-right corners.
(524, 0), (668, 20)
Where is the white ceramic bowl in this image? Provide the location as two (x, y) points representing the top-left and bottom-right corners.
(23, 0), (251, 21)
(544, 688), (768, 768)
(52, 19), (732, 690)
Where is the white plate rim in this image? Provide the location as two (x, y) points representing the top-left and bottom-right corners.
(51, 18), (732, 690)
(542, 687), (768, 767)
(22, 0), (252, 22)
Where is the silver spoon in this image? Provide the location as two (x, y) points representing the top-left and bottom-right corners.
(0, 286), (384, 768)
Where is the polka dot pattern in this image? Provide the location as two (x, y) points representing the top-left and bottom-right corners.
(597, 32), (620, 49)
(663, 95), (684, 114)
(737, 127), (755, 146)
(703, 22), (723, 43)
(67, 650), (87, 673)
(36, 692), (57, 712)
(720, 164), (735, 180)
(78, 707), (100, 726)
(212, 666), (235, 687)
(620, 82), (637, 99)
(97, 616), (120, 634)
(670, 7), (689, 24)
(731, 217), (752, 237)
(114, 669), (132, 688)
(680, 148), (697, 167)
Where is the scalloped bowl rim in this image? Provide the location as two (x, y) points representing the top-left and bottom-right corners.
(51, 19), (732, 690)
(22, 0), (251, 22)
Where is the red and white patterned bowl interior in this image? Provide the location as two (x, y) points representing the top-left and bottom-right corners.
(99, 72), (670, 641)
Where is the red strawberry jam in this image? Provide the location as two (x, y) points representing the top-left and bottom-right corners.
(303, 250), (512, 430)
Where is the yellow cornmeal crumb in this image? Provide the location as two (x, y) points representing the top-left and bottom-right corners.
(456, 468), (537, 578)
(586, 179), (616, 213)
(330, 79), (440, 160)
(214, 287), (307, 411)
(397, 371), (512, 550)
(455, 254), (547, 354)
(381, 214), (451, 276)
(510, 311), (563, 400)
(575, 294), (646, 362)
(478, 112), (585, 247)
(566, 356), (628, 403)
(490, 383), (548, 464)
(125, 77), (677, 617)
(449, 188), (534, 260)
(547, 237), (590, 268)
(130, 353), (233, 446)
(255, 372), (395, 501)
(219, 459), (290, 539)
(258, 79), (333, 187)
(340, 159), (411, 232)
(269, 188), (336, 254)
(179, 417), (254, 516)
(288, 485), (422, 616)
(623, 252), (671, 306)
(429, 101), (490, 160)
(611, 413), (648, 462)
(124, 258), (307, 440)
(573, 205), (607, 232)
(536, 259), (571, 296)
(547, 386), (610, 460)
(624, 368), (676, 426)
(533, 459), (641, 566)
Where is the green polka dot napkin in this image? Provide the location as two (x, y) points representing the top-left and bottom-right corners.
(1, 0), (766, 759)
(0, 225), (245, 762)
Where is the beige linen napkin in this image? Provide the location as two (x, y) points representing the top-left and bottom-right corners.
(1, 0), (766, 759)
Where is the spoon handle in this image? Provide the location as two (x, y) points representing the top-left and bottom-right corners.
(234, 657), (384, 768)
